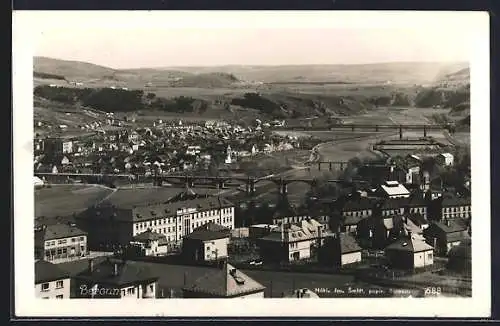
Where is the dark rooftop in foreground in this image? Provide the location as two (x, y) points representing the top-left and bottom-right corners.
(35, 260), (71, 284)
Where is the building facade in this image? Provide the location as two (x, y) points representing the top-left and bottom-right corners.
(77, 197), (235, 250)
(35, 260), (71, 299)
(182, 224), (230, 262)
(73, 258), (158, 299)
(35, 224), (88, 264)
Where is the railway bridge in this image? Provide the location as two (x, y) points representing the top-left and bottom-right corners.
(278, 123), (451, 138)
(35, 172), (350, 196)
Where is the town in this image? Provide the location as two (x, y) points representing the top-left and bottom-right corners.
(34, 112), (472, 299)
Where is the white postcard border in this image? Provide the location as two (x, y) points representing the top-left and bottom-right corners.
(13, 10), (490, 317)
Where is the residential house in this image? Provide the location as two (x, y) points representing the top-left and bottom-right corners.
(318, 233), (362, 267)
(76, 197), (235, 250)
(379, 181), (410, 199)
(447, 239), (471, 276)
(423, 219), (470, 256)
(35, 260), (71, 299)
(341, 197), (374, 234)
(35, 224), (88, 264)
(62, 141), (73, 154)
(182, 262), (266, 298)
(73, 258), (158, 299)
(385, 234), (434, 270)
(436, 153), (454, 166)
(406, 213), (430, 232)
(441, 196), (471, 221)
(357, 215), (405, 249)
(248, 224), (279, 239)
(181, 223), (231, 262)
(129, 231), (169, 257)
(257, 219), (329, 263)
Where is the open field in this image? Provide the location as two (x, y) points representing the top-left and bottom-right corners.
(35, 185), (114, 217)
(35, 185), (221, 217)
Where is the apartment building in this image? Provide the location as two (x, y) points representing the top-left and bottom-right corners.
(35, 224), (88, 264)
(77, 197), (235, 249)
(35, 260), (71, 299)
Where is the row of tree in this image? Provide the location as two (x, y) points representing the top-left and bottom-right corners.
(34, 85), (210, 114)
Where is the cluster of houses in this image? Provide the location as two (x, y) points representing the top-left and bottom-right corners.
(33, 121), (302, 176)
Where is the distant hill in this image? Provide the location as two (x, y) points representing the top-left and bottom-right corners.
(35, 57), (469, 87)
(34, 57), (240, 88)
(34, 56), (117, 80)
(167, 62), (469, 85)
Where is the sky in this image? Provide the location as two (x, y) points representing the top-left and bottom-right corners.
(23, 11), (482, 69)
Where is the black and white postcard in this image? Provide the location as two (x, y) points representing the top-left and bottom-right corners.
(12, 10), (490, 317)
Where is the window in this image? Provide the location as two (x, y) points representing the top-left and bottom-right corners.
(79, 237), (84, 241)
(168, 227), (171, 233)
(179, 226), (181, 231)
(150, 285), (154, 292)
(42, 297), (49, 299)
(56, 295), (64, 299)
(427, 253), (433, 260)
(71, 238), (76, 242)
(56, 280), (64, 288)
(41, 283), (49, 291)
(57, 249), (62, 255)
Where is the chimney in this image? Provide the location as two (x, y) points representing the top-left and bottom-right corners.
(88, 259), (94, 273)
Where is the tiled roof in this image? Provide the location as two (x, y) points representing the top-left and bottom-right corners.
(193, 222), (229, 233)
(35, 260), (70, 284)
(433, 219), (468, 233)
(447, 232), (470, 243)
(35, 224), (87, 247)
(339, 233), (362, 254)
(183, 263), (265, 297)
(184, 228), (230, 241)
(407, 213), (428, 227)
(441, 196), (471, 207)
(261, 219), (328, 243)
(75, 258), (158, 286)
(133, 231), (166, 242)
(380, 182), (410, 197)
(88, 197), (234, 223)
(342, 197), (375, 211)
(385, 236), (434, 253)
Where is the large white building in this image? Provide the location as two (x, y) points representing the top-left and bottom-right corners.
(78, 197), (235, 250)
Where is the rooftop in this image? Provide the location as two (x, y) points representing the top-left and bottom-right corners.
(75, 258), (159, 286)
(339, 233), (362, 254)
(35, 260), (70, 284)
(35, 223), (87, 247)
(87, 197), (234, 223)
(380, 182), (410, 197)
(433, 219), (468, 233)
(183, 262), (265, 297)
(385, 236), (434, 253)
